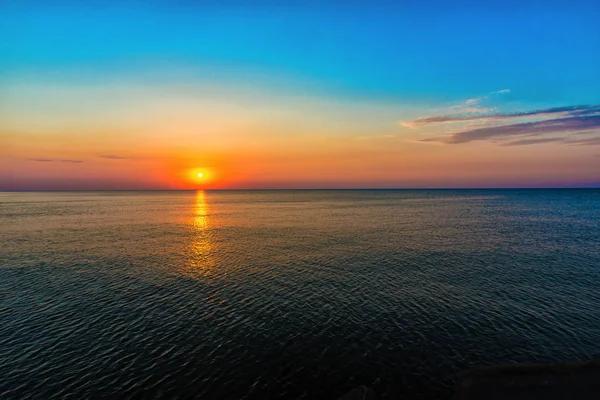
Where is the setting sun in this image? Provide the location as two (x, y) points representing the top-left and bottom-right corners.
(184, 167), (217, 187)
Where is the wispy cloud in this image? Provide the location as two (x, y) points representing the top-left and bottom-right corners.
(406, 97), (600, 146)
(100, 154), (131, 160)
(402, 89), (510, 128)
(501, 137), (565, 146)
(438, 115), (600, 144)
(404, 104), (600, 128)
(566, 136), (600, 146)
(463, 88), (510, 106)
(503, 136), (600, 147)
(28, 158), (84, 163)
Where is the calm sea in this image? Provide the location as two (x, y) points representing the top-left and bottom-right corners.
(2, 190), (600, 399)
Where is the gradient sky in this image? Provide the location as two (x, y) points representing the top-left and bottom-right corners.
(1, 0), (599, 189)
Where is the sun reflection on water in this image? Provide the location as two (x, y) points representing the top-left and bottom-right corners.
(184, 190), (217, 277)
(194, 190), (210, 230)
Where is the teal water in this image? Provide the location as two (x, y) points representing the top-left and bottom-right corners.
(1, 190), (600, 399)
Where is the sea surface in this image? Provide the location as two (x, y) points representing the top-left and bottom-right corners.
(1, 190), (600, 399)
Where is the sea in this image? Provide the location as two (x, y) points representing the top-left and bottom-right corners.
(1, 190), (600, 399)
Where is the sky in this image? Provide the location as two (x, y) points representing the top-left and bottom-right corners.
(1, 0), (599, 189)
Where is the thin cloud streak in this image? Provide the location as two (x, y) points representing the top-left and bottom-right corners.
(567, 136), (600, 146)
(27, 158), (84, 163)
(402, 89), (510, 128)
(462, 88), (510, 107)
(100, 154), (131, 160)
(444, 115), (600, 144)
(501, 136), (600, 146)
(404, 104), (600, 127)
(501, 137), (565, 146)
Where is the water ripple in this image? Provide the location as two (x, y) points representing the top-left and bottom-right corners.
(1, 190), (600, 399)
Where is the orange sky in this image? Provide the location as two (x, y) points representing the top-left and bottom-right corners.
(1, 74), (599, 189)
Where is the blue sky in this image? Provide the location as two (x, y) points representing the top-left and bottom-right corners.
(2, 0), (599, 102)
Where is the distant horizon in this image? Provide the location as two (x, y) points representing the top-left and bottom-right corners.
(3, 186), (600, 192)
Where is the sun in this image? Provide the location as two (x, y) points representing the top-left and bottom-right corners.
(187, 168), (214, 186)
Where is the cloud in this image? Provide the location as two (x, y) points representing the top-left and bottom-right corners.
(501, 137), (565, 146)
(27, 158), (84, 163)
(565, 136), (600, 146)
(443, 115), (600, 144)
(402, 89), (511, 129)
(100, 154), (131, 160)
(467, 88), (510, 105)
(404, 104), (600, 128)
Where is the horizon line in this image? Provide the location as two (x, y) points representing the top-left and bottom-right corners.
(2, 187), (600, 192)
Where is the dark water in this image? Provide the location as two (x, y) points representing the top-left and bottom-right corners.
(2, 190), (600, 399)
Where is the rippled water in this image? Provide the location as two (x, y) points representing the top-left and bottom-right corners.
(2, 190), (600, 399)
